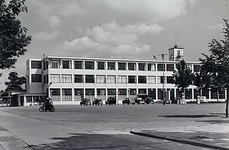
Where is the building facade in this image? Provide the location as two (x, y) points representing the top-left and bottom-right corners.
(24, 46), (226, 106)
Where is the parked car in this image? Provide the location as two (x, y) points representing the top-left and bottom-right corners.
(144, 97), (154, 104)
(122, 98), (130, 105)
(134, 97), (145, 104)
(105, 97), (116, 105)
(92, 98), (103, 105)
(80, 98), (91, 105)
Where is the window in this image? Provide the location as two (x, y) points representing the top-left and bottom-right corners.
(128, 63), (136, 70)
(51, 89), (60, 96)
(129, 89), (136, 95)
(62, 60), (71, 69)
(74, 75), (83, 83)
(62, 88), (72, 101)
(50, 74), (60, 83)
(85, 89), (95, 95)
(74, 61), (83, 69)
(31, 61), (41, 69)
(74, 89), (84, 96)
(31, 74), (42, 82)
(97, 89), (106, 95)
(85, 61), (94, 69)
(157, 64), (165, 71)
(167, 76), (174, 84)
(107, 62), (115, 70)
(138, 63), (146, 71)
(62, 74), (72, 83)
(157, 76), (165, 84)
(211, 89), (217, 99)
(107, 89), (116, 95)
(50, 61), (60, 69)
(148, 63), (156, 71)
(148, 76), (156, 84)
(138, 89), (147, 94)
(167, 64), (174, 71)
(96, 75), (106, 83)
(128, 76), (136, 83)
(107, 75), (116, 84)
(117, 75), (127, 84)
(74, 88), (84, 101)
(118, 89), (127, 95)
(138, 76), (147, 83)
(85, 75), (94, 83)
(26, 96), (32, 103)
(97, 62), (105, 70)
(194, 65), (201, 72)
(185, 89), (192, 99)
(118, 62), (126, 70)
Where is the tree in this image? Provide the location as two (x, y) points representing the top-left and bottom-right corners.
(200, 19), (229, 117)
(5, 71), (26, 90)
(173, 60), (194, 98)
(0, 0), (31, 75)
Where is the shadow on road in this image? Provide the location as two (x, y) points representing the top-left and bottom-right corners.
(31, 133), (137, 150)
(159, 112), (226, 118)
(159, 114), (219, 118)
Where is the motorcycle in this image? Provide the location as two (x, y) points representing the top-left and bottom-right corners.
(39, 104), (55, 112)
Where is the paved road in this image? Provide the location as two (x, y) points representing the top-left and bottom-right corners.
(0, 103), (226, 149)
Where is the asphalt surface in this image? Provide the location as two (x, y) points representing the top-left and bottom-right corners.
(0, 103), (228, 150)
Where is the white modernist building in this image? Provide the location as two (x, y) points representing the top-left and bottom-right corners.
(24, 46), (225, 106)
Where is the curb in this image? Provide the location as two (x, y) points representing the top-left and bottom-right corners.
(130, 130), (229, 150)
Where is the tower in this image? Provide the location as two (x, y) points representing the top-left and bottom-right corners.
(168, 45), (184, 61)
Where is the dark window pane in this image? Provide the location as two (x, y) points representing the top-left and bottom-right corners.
(74, 61), (83, 69)
(31, 61), (41, 69)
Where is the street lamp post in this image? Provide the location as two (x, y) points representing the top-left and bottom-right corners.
(153, 53), (167, 105)
(161, 54), (166, 105)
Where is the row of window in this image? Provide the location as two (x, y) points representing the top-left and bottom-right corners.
(50, 88), (225, 101)
(32, 74), (174, 84)
(31, 60), (201, 72)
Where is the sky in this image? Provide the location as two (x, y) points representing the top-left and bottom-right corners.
(0, 0), (229, 90)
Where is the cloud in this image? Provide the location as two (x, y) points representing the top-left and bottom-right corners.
(46, 15), (61, 29)
(29, 0), (197, 24)
(84, 20), (163, 45)
(33, 31), (59, 41)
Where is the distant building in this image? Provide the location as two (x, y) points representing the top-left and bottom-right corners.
(23, 46), (225, 106)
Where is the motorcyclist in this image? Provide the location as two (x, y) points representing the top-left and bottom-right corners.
(45, 98), (53, 111)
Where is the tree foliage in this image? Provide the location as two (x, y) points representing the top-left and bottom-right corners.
(200, 19), (229, 90)
(0, 0), (31, 72)
(200, 19), (229, 117)
(4, 71), (26, 90)
(173, 60), (194, 91)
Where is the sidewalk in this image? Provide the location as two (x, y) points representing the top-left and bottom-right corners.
(131, 123), (229, 150)
(0, 126), (32, 150)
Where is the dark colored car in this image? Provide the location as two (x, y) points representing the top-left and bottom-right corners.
(105, 97), (116, 105)
(133, 97), (144, 104)
(122, 98), (130, 105)
(144, 97), (154, 104)
(80, 98), (91, 105)
(92, 98), (103, 105)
